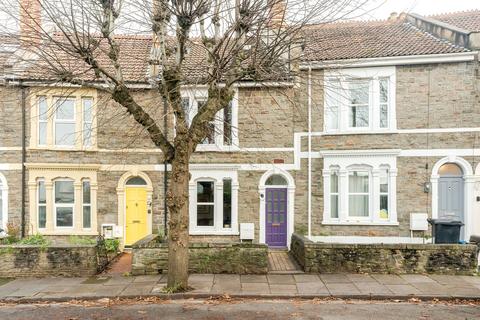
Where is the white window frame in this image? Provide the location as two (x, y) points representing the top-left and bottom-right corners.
(54, 179), (75, 229)
(37, 179), (47, 229)
(38, 96), (48, 146)
(82, 179), (92, 229)
(177, 88), (239, 151)
(0, 173), (8, 230)
(347, 168), (371, 221)
(53, 97), (77, 148)
(322, 150), (399, 225)
(189, 169), (239, 235)
(82, 98), (94, 147)
(324, 67), (396, 133)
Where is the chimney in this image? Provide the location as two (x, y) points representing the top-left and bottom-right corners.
(268, 0), (287, 29)
(388, 12), (398, 21)
(19, 0), (42, 46)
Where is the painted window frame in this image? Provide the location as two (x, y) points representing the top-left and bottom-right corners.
(177, 88), (239, 151)
(189, 169), (239, 235)
(54, 179), (75, 229)
(31, 89), (97, 150)
(322, 151), (398, 225)
(82, 179), (92, 229)
(37, 179), (47, 229)
(28, 165), (98, 236)
(324, 67), (396, 133)
(53, 97), (76, 148)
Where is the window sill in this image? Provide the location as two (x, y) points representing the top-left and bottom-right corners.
(322, 129), (398, 136)
(195, 145), (240, 152)
(37, 230), (99, 236)
(322, 220), (399, 226)
(28, 146), (98, 152)
(189, 230), (239, 236)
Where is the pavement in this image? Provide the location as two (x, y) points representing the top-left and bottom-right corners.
(0, 299), (478, 320)
(0, 273), (480, 302)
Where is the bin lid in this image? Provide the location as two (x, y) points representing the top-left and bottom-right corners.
(428, 218), (464, 225)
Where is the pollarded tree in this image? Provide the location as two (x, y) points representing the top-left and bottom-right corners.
(0, 0), (369, 290)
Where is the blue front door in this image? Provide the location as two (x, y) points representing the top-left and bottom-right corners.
(265, 188), (288, 247)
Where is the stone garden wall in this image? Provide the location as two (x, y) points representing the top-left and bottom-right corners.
(0, 245), (101, 277)
(131, 235), (268, 275)
(290, 233), (478, 275)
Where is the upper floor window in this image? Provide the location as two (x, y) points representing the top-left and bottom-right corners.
(33, 90), (96, 149)
(324, 67), (396, 133)
(179, 89), (239, 150)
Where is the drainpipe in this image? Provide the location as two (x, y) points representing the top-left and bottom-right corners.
(307, 66), (312, 239)
(21, 84), (26, 238)
(162, 95), (168, 237)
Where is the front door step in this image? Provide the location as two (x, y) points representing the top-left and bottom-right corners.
(268, 250), (303, 274)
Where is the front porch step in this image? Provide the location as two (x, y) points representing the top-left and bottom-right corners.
(267, 250), (303, 274)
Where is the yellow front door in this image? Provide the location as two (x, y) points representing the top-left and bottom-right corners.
(125, 187), (148, 245)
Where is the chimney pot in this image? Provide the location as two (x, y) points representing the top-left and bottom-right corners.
(388, 12), (398, 21)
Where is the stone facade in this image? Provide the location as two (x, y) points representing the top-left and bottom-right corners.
(0, 46), (479, 248)
(290, 234), (479, 275)
(131, 236), (268, 275)
(0, 244), (100, 277)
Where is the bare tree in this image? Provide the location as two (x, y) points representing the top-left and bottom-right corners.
(0, 0), (370, 290)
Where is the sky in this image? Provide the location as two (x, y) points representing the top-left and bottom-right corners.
(360, 0), (479, 20)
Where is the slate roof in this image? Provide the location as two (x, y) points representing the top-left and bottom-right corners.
(430, 10), (480, 32)
(301, 18), (469, 62)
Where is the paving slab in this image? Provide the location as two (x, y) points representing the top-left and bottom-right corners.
(241, 283), (270, 294)
(385, 284), (422, 295)
(325, 283), (361, 295)
(132, 275), (163, 283)
(296, 282), (329, 294)
(293, 274), (320, 283)
(104, 276), (134, 286)
(410, 283), (450, 296)
(189, 274), (214, 282)
(241, 275), (268, 283)
(372, 274), (408, 285)
(267, 274), (295, 285)
(214, 274), (240, 282)
(354, 282), (393, 295)
(346, 274), (377, 283)
(269, 284), (297, 295)
(120, 283), (155, 296)
(400, 275), (437, 284)
(320, 274), (353, 284)
(429, 275), (470, 286)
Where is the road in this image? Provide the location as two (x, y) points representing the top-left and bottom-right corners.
(0, 298), (478, 319)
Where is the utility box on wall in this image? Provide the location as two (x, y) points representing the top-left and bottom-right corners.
(240, 223), (255, 241)
(410, 213), (429, 231)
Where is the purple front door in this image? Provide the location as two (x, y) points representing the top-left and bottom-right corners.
(265, 188), (288, 247)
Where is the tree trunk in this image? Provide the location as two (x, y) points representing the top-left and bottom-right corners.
(166, 149), (190, 289)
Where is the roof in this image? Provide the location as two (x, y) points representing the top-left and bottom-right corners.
(301, 18), (469, 62)
(430, 10), (480, 32)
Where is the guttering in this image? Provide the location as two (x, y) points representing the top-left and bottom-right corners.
(307, 66), (312, 239)
(21, 83), (26, 238)
(300, 52), (478, 70)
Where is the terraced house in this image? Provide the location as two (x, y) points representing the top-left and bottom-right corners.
(0, 3), (479, 249)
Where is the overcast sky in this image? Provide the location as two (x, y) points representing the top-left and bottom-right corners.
(359, 0), (479, 20)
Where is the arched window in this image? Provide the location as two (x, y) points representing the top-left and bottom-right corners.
(265, 174), (288, 186)
(126, 176), (147, 186)
(439, 163), (463, 177)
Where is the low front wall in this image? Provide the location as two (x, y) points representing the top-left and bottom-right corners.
(132, 236), (268, 275)
(290, 233), (478, 275)
(0, 245), (100, 277)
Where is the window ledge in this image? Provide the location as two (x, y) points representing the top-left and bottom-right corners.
(195, 145), (240, 152)
(189, 230), (239, 236)
(322, 129), (398, 136)
(28, 147), (98, 152)
(322, 220), (399, 226)
(37, 230), (99, 236)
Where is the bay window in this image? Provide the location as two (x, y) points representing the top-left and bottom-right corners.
(322, 152), (398, 225)
(29, 166), (98, 235)
(324, 67), (396, 133)
(189, 170), (238, 235)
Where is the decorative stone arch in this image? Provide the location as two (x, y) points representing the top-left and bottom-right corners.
(258, 167), (295, 248)
(117, 170), (154, 246)
(431, 156), (474, 240)
(0, 172), (8, 229)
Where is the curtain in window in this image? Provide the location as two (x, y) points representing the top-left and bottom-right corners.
(348, 171), (369, 217)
